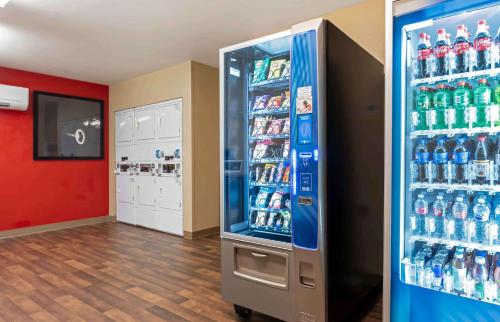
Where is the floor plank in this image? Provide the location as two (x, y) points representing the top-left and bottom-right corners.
(0, 222), (382, 321)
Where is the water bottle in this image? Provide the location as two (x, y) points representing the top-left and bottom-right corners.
(443, 263), (454, 292)
(414, 193), (428, 236)
(494, 258), (500, 301)
(452, 196), (468, 241)
(433, 138), (448, 183)
(452, 251), (467, 293)
(494, 203), (500, 245)
(432, 194), (447, 238)
(473, 197), (491, 243)
(432, 255), (445, 289)
(415, 254), (426, 286)
(473, 255), (488, 299)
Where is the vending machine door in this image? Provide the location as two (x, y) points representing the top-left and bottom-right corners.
(393, 1), (500, 321)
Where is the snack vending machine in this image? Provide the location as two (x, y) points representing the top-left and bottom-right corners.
(391, 1), (500, 321)
(220, 19), (384, 321)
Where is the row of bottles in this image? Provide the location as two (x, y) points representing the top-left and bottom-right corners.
(411, 192), (500, 245)
(413, 135), (499, 185)
(413, 79), (500, 131)
(416, 20), (500, 78)
(402, 246), (500, 302)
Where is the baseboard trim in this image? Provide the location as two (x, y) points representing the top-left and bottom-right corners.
(184, 226), (220, 239)
(0, 216), (114, 240)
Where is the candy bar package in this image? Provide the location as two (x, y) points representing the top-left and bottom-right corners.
(268, 59), (286, 80)
(266, 119), (284, 135)
(281, 119), (290, 134)
(254, 166), (261, 182)
(267, 212), (277, 227)
(251, 117), (269, 137)
(266, 96), (282, 109)
(255, 187), (273, 208)
(274, 162), (285, 182)
(282, 91), (290, 107)
(281, 61), (291, 78)
(253, 95), (270, 111)
(282, 139), (290, 158)
(268, 165), (276, 183)
(255, 211), (268, 227)
(282, 165), (290, 183)
(259, 164), (275, 183)
(252, 58), (270, 84)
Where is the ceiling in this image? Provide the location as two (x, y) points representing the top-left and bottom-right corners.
(0, 0), (361, 84)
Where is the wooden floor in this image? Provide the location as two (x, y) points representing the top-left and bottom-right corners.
(0, 222), (382, 322)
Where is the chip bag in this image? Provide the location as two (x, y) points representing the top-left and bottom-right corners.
(266, 119), (284, 135)
(252, 58), (270, 84)
(281, 61), (291, 78)
(266, 96), (282, 109)
(268, 59), (286, 80)
(253, 95), (271, 111)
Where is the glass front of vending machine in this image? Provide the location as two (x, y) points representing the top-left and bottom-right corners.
(393, 1), (500, 321)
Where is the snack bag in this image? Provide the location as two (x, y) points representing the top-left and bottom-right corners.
(281, 61), (291, 78)
(255, 187), (273, 208)
(268, 191), (284, 209)
(252, 58), (270, 84)
(282, 211), (291, 230)
(266, 96), (282, 109)
(253, 95), (271, 111)
(282, 165), (290, 183)
(268, 165), (276, 183)
(252, 139), (274, 160)
(266, 119), (284, 135)
(267, 213), (277, 227)
(281, 119), (290, 135)
(282, 139), (290, 158)
(251, 117), (269, 137)
(268, 59), (286, 80)
(274, 214), (284, 229)
(282, 91), (290, 107)
(254, 166), (261, 182)
(255, 211), (268, 227)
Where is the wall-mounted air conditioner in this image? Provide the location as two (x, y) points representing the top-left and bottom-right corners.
(0, 84), (29, 111)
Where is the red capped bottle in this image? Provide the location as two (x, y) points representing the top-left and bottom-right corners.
(435, 28), (450, 76)
(417, 33), (431, 78)
(474, 20), (492, 71)
(454, 24), (470, 73)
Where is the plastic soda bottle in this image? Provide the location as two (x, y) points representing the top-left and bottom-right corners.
(432, 194), (447, 238)
(454, 24), (470, 73)
(433, 137), (448, 183)
(473, 78), (492, 128)
(415, 138), (429, 182)
(494, 258), (500, 301)
(434, 29), (450, 76)
(474, 20), (492, 71)
(473, 255), (488, 299)
(416, 33), (432, 78)
(473, 134), (490, 185)
(473, 197), (490, 243)
(452, 196), (468, 241)
(452, 251), (467, 292)
(414, 87), (432, 130)
(433, 84), (452, 129)
(452, 136), (469, 184)
(453, 81), (472, 129)
(494, 81), (500, 126)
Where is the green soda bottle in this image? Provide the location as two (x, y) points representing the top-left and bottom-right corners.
(453, 81), (473, 129)
(414, 86), (432, 130)
(473, 78), (492, 128)
(494, 81), (500, 126)
(433, 84), (452, 130)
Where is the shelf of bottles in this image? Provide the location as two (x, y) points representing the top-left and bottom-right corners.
(402, 12), (500, 305)
(247, 54), (292, 238)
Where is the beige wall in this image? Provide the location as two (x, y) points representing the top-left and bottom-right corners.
(109, 60), (220, 234)
(191, 62), (220, 232)
(109, 61), (194, 231)
(325, 0), (384, 63)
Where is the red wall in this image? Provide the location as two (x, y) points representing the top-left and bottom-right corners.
(0, 66), (109, 231)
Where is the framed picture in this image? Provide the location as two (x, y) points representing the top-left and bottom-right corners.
(33, 91), (104, 160)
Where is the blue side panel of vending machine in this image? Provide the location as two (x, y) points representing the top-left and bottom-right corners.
(392, 1), (500, 321)
(290, 30), (320, 250)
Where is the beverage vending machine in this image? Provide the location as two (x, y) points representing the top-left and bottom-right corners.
(220, 19), (384, 321)
(391, 1), (500, 321)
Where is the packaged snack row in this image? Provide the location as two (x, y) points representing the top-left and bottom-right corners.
(252, 58), (291, 84)
(252, 91), (290, 112)
(251, 116), (290, 137)
(251, 139), (290, 160)
(251, 210), (292, 232)
(253, 162), (290, 184)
